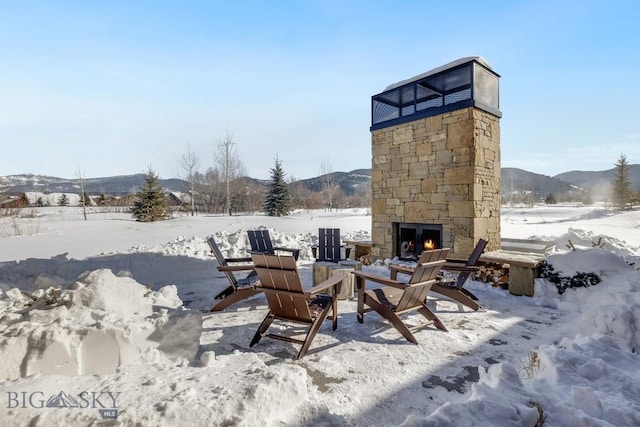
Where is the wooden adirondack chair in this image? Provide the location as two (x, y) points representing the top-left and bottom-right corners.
(353, 248), (449, 344)
(389, 239), (487, 311)
(207, 237), (262, 312)
(250, 252), (343, 359)
(247, 229), (300, 260)
(432, 239), (488, 310)
(312, 228), (351, 262)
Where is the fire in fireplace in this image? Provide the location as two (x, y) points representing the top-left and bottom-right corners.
(395, 223), (443, 260)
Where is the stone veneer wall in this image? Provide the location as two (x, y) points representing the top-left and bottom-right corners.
(371, 107), (501, 259)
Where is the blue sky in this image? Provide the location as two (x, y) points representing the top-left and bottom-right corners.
(1, 0), (639, 180)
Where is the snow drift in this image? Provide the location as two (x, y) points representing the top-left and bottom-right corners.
(0, 269), (202, 380)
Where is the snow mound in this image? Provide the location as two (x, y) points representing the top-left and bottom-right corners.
(209, 226), (372, 263)
(72, 269), (154, 316)
(402, 334), (640, 426)
(553, 228), (640, 264)
(546, 247), (633, 278)
(0, 269), (202, 380)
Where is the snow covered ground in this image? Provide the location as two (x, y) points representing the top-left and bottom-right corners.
(0, 205), (639, 426)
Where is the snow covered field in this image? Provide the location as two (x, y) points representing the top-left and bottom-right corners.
(0, 205), (639, 426)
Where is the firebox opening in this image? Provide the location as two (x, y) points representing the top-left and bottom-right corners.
(395, 223), (443, 261)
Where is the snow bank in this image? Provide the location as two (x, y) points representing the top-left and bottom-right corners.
(0, 269), (201, 380)
(402, 240), (640, 427)
(552, 227), (640, 265)
(209, 226), (371, 262)
(401, 333), (640, 426)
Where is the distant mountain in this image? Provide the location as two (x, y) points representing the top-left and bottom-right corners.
(555, 165), (640, 196)
(502, 168), (586, 200)
(0, 170), (373, 197)
(0, 174), (188, 195)
(1, 166), (637, 202)
(297, 169), (372, 196)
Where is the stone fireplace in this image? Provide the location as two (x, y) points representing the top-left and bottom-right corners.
(396, 222), (443, 260)
(369, 57), (502, 260)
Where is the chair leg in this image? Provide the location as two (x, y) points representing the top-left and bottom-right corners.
(366, 298), (418, 344)
(210, 288), (262, 312)
(297, 305), (333, 359)
(461, 288), (479, 301)
(213, 285), (235, 301)
(356, 276), (365, 323)
(250, 312), (275, 347)
(417, 305), (448, 332)
(331, 297), (338, 331)
(430, 284), (480, 311)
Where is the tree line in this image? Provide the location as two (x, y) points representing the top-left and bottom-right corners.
(130, 133), (370, 221)
(1, 141), (633, 221)
(175, 133), (370, 217)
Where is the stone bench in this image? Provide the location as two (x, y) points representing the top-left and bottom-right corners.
(342, 240), (373, 262)
(479, 238), (554, 297)
(500, 238), (554, 255)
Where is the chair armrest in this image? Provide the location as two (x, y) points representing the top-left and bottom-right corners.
(308, 274), (343, 295)
(273, 246), (297, 252)
(217, 265), (254, 272)
(445, 256), (468, 263)
(273, 246), (300, 260)
(352, 270), (406, 289)
(342, 245), (352, 259)
(388, 264), (414, 276)
(225, 256), (252, 263)
(441, 264), (480, 273)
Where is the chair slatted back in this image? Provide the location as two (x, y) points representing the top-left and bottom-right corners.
(318, 228), (342, 262)
(207, 237), (238, 288)
(396, 258), (446, 312)
(248, 229), (275, 254)
(410, 249), (450, 283)
(453, 239), (488, 288)
(251, 253), (312, 322)
(467, 239), (488, 266)
(415, 247), (450, 265)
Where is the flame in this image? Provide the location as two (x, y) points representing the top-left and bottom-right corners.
(423, 239), (436, 250)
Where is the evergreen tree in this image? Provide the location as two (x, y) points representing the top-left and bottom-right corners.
(611, 153), (633, 210)
(57, 194), (69, 206)
(545, 193), (557, 204)
(263, 157), (291, 217)
(79, 192), (92, 206)
(130, 168), (170, 222)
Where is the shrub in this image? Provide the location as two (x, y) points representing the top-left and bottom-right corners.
(539, 261), (601, 294)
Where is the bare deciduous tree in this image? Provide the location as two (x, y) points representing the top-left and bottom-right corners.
(320, 158), (339, 211)
(214, 132), (245, 215)
(180, 143), (200, 215)
(289, 176), (309, 210)
(75, 165), (87, 220)
(350, 183), (371, 208)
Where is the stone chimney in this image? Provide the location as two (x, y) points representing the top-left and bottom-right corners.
(369, 57), (501, 259)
